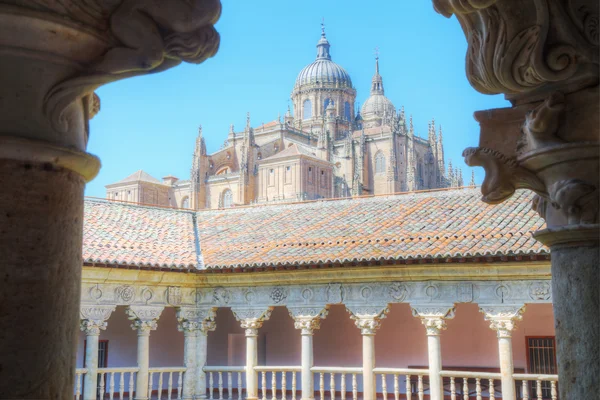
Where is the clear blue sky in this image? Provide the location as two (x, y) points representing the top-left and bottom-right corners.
(86, 1), (509, 198)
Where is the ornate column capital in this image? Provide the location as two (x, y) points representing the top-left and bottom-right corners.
(232, 307), (273, 336)
(480, 305), (526, 338)
(80, 305), (116, 335)
(288, 306), (329, 335)
(126, 306), (164, 336)
(346, 305), (389, 335)
(411, 305), (456, 336)
(176, 307), (217, 336)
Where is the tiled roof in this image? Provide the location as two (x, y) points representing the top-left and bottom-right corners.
(83, 188), (549, 271)
(108, 170), (164, 186)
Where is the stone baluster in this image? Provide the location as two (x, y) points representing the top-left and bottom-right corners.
(177, 307), (217, 400)
(347, 306), (389, 400)
(232, 307), (274, 400)
(288, 307), (330, 400)
(411, 305), (456, 400)
(429, 1), (599, 397)
(80, 305), (116, 400)
(126, 306), (164, 400)
(480, 305), (526, 400)
(0, 2), (221, 397)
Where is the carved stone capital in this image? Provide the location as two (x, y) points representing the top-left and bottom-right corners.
(126, 306), (164, 335)
(347, 306), (389, 335)
(231, 307), (273, 336)
(80, 305), (116, 336)
(411, 305), (456, 336)
(176, 307), (216, 335)
(288, 307), (329, 335)
(480, 305), (526, 338)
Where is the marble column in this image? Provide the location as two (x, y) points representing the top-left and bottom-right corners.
(411, 305), (455, 400)
(289, 307), (329, 400)
(430, 1), (598, 397)
(232, 308), (274, 400)
(480, 305), (526, 400)
(176, 307), (217, 400)
(80, 305), (116, 400)
(127, 306), (164, 400)
(347, 306), (389, 400)
(0, 2), (220, 397)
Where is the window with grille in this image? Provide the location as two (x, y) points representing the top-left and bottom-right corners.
(527, 336), (557, 399)
(375, 151), (386, 174)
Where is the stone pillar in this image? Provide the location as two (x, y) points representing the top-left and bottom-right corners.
(176, 307), (217, 400)
(0, 2), (220, 397)
(347, 306), (389, 400)
(289, 307), (329, 400)
(411, 305), (455, 400)
(480, 305), (526, 400)
(232, 308), (274, 400)
(127, 306), (164, 400)
(80, 305), (116, 400)
(430, 1), (599, 397)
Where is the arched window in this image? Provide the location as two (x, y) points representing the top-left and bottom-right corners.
(303, 99), (312, 119)
(324, 98), (333, 112)
(181, 197), (190, 209)
(344, 101), (351, 121)
(375, 151), (386, 174)
(221, 189), (233, 208)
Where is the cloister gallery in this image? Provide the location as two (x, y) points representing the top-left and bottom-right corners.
(0, 1), (597, 400)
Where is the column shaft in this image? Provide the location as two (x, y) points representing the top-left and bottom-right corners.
(0, 161), (84, 398)
(196, 333), (209, 399)
(362, 334), (376, 400)
(83, 333), (100, 400)
(427, 335), (443, 400)
(498, 336), (515, 400)
(301, 333), (314, 400)
(183, 331), (198, 400)
(246, 333), (259, 400)
(135, 332), (151, 400)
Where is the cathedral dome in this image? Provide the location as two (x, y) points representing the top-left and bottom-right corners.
(361, 56), (395, 120)
(293, 27), (352, 90)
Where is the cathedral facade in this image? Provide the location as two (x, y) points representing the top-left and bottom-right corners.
(106, 27), (464, 209)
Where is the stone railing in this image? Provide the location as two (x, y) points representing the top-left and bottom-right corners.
(204, 366), (246, 400)
(513, 374), (559, 400)
(74, 368), (87, 400)
(374, 368), (429, 400)
(148, 367), (186, 400)
(311, 367), (363, 400)
(440, 370), (502, 400)
(97, 367), (139, 400)
(256, 366), (301, 400)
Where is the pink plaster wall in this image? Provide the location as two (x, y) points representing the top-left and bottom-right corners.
(76, 303), (555, 374)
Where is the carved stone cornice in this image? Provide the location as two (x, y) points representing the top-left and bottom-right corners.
(231, 307), (273, 336)
(289, 307), (329, 335)
(126, 305), (164, 335)
(411, 305), (456, 336)
(480, 304), (526, 338)
(176, 307), (217, 336)
(80, 305), (116, 335)
(346, 305), (389, 335)
(431, 0), (598, 103)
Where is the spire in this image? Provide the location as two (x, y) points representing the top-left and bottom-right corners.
(409, 114), (414, 136)
(370, 48), (384, 95)
(246, 112), (251, 129)
(470, 170), (476, 187)
(195, 124), (206, 156)
(316, 18), (331, 60)
(229, 123), (234, 135)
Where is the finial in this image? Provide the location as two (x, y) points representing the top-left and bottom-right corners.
(470, 170), (475, 186)
(321, 17), (326, 37)
(229, 123), (234, 134)
(409, 114), (414, 132)
(198, 125), (202, 136)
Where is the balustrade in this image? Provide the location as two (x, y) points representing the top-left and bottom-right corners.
(205, 366), (246, 400)
(374, 368), (428, 400)
(440, 371), (501, 400)
(148, 367), (186, 400)
(255, 366), (301, 400)
(311, 367), (363, 400)
(513, 374), (559, 400)
(74, 369), (87, 400)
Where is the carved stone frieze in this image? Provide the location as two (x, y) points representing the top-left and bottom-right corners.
(411, 305), (456, 335)
(480, 304), (526, 338)
(79, 305), (116, 335)
(126, 305), (164, 334)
